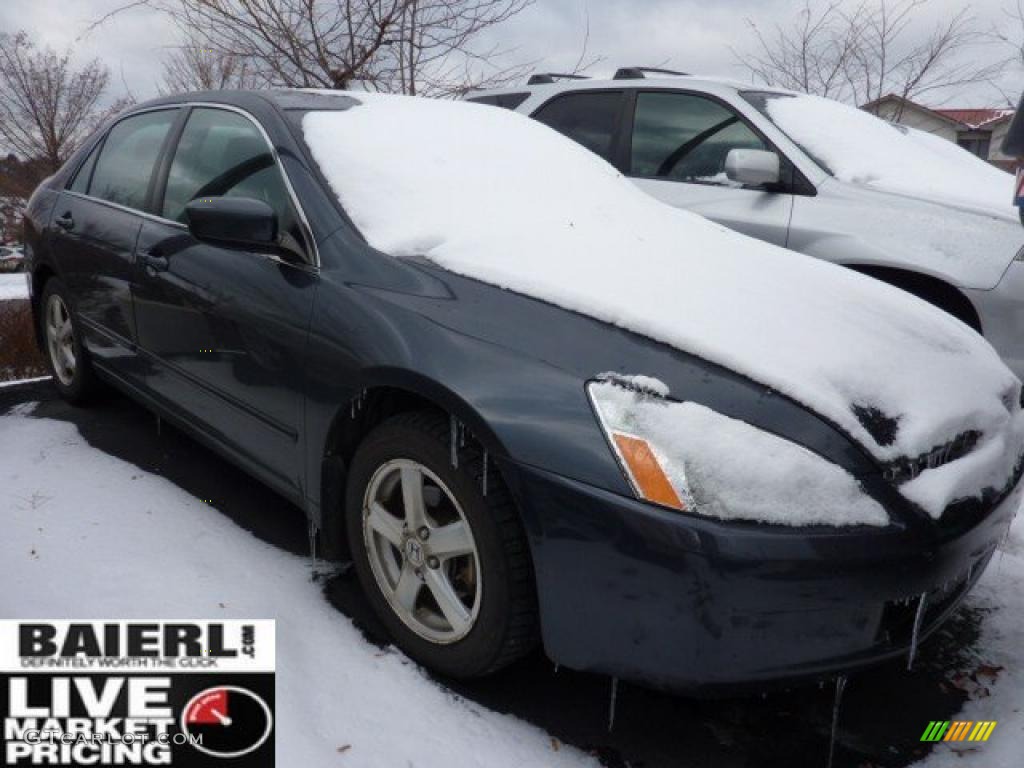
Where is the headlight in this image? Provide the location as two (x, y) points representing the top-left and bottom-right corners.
(586, 377), (889, 527)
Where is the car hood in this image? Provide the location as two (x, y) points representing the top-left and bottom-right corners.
(302, 93), (1024, 517)
(815, 178), (1024, 290)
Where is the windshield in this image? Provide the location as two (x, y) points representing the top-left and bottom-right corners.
(742, 90), (1016, 216)
(741, 91), (834, 174)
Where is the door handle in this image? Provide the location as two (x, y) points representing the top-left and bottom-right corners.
(55, 212), (74, 230)
(138, 251), (169, 272)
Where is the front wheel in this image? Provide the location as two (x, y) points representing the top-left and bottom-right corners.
(345, 411), (538, 678)
(39, 277), (99, 404)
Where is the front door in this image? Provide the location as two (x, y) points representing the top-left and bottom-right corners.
(626, 91), (793, 246)
(132, 106), (318, 497)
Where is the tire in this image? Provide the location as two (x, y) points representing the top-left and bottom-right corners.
(38, 277), (99, 404)
(345, 411), (538, 678)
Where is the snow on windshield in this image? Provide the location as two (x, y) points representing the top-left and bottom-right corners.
(302, 93), (1021, 510)
(763, 93), (1016, 218)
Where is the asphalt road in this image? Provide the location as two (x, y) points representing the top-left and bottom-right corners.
(0, 379), (987, 768)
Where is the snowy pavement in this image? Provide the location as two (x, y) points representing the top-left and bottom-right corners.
(1, 382), (1022, 768)
(0, 273), (29, 301)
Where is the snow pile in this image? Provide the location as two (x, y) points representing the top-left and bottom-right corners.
(914, 511), (1024, 768)
(590, 381), (888, 527)
(303, 93), (1021, 511)
(764, 94), (1017, 219)
(0, 273), (29, 301)
(0, 410), (596, 768)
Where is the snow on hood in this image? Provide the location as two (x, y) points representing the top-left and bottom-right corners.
(302, 93), (1023, 509)
(764, 93), (1018, 221)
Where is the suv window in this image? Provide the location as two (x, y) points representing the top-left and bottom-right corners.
(161, 107), (308, 258)
(532, 91), (625, 163)
(631, 92), (768, 184)
(88, 110), (177, 210)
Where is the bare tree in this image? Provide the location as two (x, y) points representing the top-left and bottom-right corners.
(989, 1), (1024, 106)
(739, 0), (1002, 111)
(160, 42), (260, 94)
(0, 32), (127, 173)
(96, 0), (533, 96)
(739, 1), (861, 101)
(995, 0), (1024, 65)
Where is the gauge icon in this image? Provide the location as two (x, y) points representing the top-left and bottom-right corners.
(181, 686), (273, 759)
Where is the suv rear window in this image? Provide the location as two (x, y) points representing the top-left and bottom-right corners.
(532, 91), (625, 163)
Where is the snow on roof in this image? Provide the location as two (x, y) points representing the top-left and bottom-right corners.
(302, 92), (1022, 513)
(934, 108), (1015, 130)
(765, 93), (1017, 217)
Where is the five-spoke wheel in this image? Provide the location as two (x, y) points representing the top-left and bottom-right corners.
(363, 459), (481, 643)
(44, 292), (76, 386)
(39, 277), (98, 403)
(345, 411), (538, 678)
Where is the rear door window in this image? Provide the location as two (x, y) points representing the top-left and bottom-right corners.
(630, 92), (768, 184)
(532, 91), (626, 163)
(87, 110), (178, 210)
(69, 142), (101, 194)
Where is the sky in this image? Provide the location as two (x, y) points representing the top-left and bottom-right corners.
(0, 0), (1020, 108)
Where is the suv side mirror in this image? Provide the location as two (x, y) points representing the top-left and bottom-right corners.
(185, 197), (278, 248)
(725, 149), (781, 187)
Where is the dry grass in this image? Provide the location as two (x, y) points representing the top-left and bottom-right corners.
(0, 299), (47, 382)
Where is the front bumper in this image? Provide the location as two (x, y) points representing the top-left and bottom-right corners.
(503, 461), (1021, 694)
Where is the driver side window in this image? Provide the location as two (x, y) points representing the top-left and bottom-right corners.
(161, 107), (308, 257)
(630, 92), (768, 185)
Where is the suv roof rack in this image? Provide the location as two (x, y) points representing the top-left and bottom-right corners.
(527, 72), (590, 85)
(613, 66), (689, 80)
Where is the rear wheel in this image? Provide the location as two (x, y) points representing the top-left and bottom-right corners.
(39, 278), (98, 403)
(345, 411), (538, 678)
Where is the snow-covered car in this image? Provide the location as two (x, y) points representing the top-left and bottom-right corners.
(0, 245), (24, 273)
(21, 90), (1024, 691)
(470, 70), (1024, 378)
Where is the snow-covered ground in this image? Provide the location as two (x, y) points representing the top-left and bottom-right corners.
(0, 273), (29, 301)
(0, 405), (596, 768)
(912, 519), (1024, 767)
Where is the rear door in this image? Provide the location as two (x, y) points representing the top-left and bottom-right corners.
(50, 109), (180, 374)
(131, 105), (318, 498)
(624, 91), (793, 246)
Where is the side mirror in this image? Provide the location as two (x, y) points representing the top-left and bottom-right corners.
(725, 149), (781, 187)
(184, 197), (278, 248)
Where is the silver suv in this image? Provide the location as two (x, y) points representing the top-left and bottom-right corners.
(469, 70), (1024, 379)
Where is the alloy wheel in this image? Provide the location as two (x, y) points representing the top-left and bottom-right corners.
(45, 294), (76, 386)
(361, 458), (482, 644)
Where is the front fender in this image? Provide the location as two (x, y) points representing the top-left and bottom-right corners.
(789, 180), (1022, 290)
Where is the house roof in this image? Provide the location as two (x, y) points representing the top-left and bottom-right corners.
(861, 94), (1014, 131)
(932, 108), (1014, 130)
